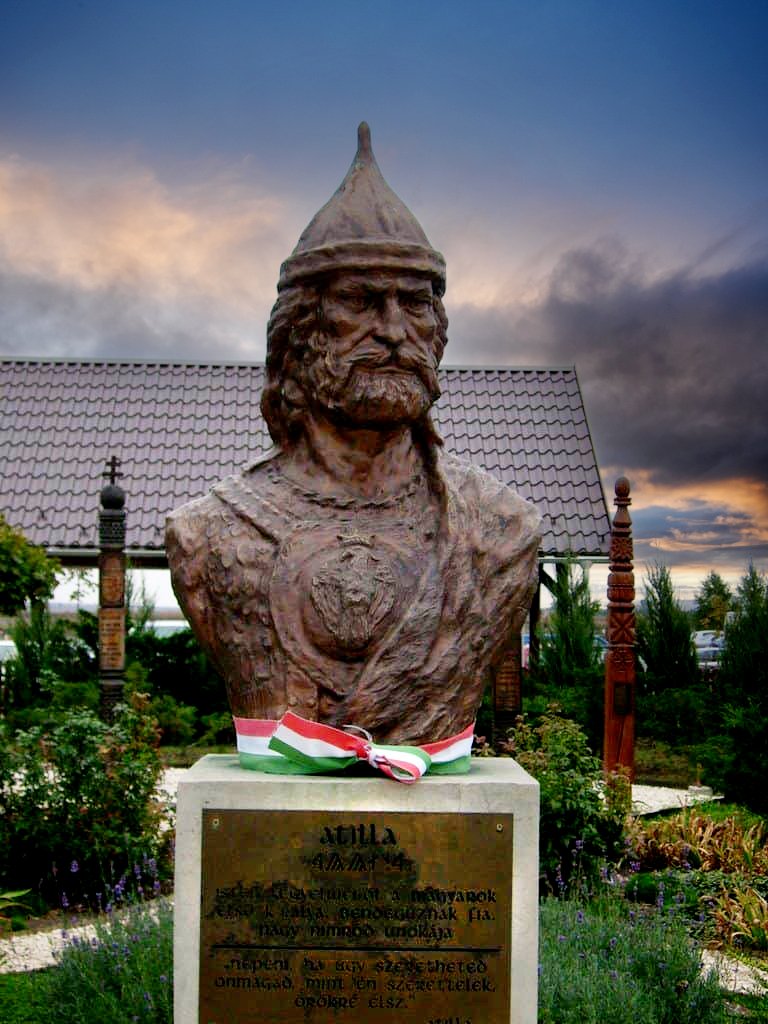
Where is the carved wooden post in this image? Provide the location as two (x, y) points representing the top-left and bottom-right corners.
(603, 476), (636, 778)
(492, 635), (523, 744)
(98, 456), (127, 721)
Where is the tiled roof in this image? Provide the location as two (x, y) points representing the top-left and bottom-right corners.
(0, 358), (610, 562)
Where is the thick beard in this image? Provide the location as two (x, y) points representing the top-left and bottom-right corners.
(303, 333), (438, 428)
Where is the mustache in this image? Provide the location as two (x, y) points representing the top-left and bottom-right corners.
(346, 342), (440, 399)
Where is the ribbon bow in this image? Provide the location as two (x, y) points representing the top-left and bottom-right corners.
(234, 713), (475, 783)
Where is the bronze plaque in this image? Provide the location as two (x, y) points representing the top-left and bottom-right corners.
(200, 809), (513, 1023)
(99, 552), (125, 606)
(98, 607), (125, 671)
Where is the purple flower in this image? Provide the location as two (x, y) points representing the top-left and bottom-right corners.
(557, 935), (566, 942)
(576, 910), (584, 924)
(574, 839), (584, 851)
(61, 892), (69, 909)
(610, 970), (618, 980)
(609, 936), (618, 948)
(70, 860), (79, 873)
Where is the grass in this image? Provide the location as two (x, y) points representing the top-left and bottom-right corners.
(158, 742), (233, 767)
(0, 970), (50, 1023)
(634, 738), (696, 788)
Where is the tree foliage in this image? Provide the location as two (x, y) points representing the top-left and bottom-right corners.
(0, 515), (58, 616)
(636, 564), (697, 692)
(532, 557), (603, 751)
(3, 605), (96, 717)
(635, 564), (704, 744)
(699, 564), (768, 812)
(694, 571), (733, 631)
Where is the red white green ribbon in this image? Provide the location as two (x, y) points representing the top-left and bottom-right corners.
(234, 713), (474, 783)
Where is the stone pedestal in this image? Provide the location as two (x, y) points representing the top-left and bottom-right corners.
(174, 756), (539, 1024)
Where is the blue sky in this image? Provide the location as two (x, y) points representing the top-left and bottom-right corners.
(2, 0), (767, 602)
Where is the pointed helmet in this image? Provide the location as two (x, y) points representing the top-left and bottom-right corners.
(278, 123), (446, 296)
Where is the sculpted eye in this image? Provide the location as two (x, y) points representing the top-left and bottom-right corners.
(403, 295), (431, 313)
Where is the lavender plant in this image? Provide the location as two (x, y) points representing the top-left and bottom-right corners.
(539, 891), (726, 1024)
(38, 871), (172, 1024)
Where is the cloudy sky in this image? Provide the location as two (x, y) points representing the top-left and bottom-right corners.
(2, 0), (767, 604)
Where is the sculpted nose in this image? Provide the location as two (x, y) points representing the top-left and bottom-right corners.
(374, 297), (407, 347)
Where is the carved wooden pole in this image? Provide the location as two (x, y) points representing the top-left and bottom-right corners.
(492, 635), (523, 744)
(98, 456), (127, 721)
(603, 476), (636, 778)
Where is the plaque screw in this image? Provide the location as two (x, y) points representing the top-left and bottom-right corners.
(211, 817), (220, 830)
(496, 824), (503, 832)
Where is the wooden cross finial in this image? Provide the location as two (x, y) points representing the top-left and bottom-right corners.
(103, 456), (123, 485)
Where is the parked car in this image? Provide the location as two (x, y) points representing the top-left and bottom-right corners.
(0, 639), (17, 662)
(144, 619), (190, 638)
(692, 630), (723, 650)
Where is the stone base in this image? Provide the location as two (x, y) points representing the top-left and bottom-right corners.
(687, 784), (714, 799)
(174, 756), (539, 1023)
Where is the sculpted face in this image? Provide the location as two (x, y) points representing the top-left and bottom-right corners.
(303, 270), (441, 427)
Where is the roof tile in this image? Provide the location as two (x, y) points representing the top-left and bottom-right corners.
(1, 359), (609, 559)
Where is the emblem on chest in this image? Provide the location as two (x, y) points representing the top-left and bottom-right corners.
(309, 535), (396, 656)
(270, 526), (428, 671)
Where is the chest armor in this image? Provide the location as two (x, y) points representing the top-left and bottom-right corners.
(212, 462), (440, 713)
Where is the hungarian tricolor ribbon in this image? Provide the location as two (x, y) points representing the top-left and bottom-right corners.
(233, 713), (475, 783)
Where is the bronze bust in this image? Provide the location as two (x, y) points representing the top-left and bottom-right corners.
(166, 124), (541, 746)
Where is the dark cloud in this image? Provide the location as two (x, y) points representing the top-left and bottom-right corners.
(630, 503), (768, 573)
(447, 240), (768, 491)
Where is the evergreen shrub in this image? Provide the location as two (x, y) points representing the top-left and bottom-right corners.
(698, 565), (768, 812)
(507, 710), (630, 891)
(0, 693), (169, 907)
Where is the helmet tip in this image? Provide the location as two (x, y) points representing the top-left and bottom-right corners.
(357, 121), (372, 160)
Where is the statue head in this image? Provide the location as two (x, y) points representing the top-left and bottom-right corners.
(262, 124), (448, 448)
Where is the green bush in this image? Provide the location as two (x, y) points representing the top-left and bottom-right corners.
(126, 624), (226, 721)
(539, 892), (726, 1024)
(0, 694), (169, 907)
(148, 692), (198, 746)
(507, 710), (630, 891)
